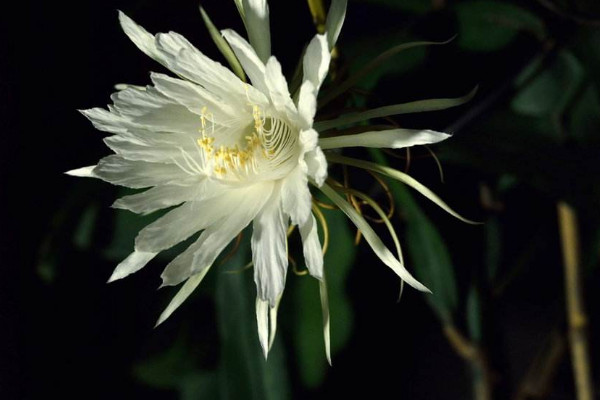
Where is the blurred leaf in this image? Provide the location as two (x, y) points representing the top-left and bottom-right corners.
(344, 33), (426, 91)
(133, 329), (198, 389)
(455, 1), (546, 52)
(569, 85), (600, 144)
(293, 208), (355, 388)
(485, 217), (501, 283)
(466, 287), (482, 343)
(179, 371), (219, 400)
(73, 203), (99, 250)
(369, 149), (459, 323)
(355, 0), (432, 14)
(512, 51), (584, 117)
(216, 235), (291, 400)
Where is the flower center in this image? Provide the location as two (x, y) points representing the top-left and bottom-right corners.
(196, 105), (298, 181)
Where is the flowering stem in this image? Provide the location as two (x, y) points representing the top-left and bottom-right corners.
(557, 202), (595, 400)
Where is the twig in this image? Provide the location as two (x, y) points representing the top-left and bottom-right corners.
(514, 328), (567, 400)
(557, 202), (595, 400)
(443, 324), (494, 400)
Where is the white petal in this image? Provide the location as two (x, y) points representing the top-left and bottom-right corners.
(297, 81), (317, 129)
(112, 181), (202, 215)
(268, 295), (282, 352)
(93, 155), (187, 188)
(299, 214), (323, 280)
(135, 193), (237, 253)
(103, 132), (192, 164)
(325, 0), (347, 50)
(160, 183), (274, 286)
(221, 29), (268, 94)
(79, 108), (130, 135)
(319, 183), (430, 292)
(150, 73), (239, 124)
(66, 166), (96, 177)
(119, 11), (163, 62)
(108, 250), (157, 282)
(281, 166), (311, 226)
(305, 147), (328, 187)
(319, 279), (331, 365)
(264, 57), (297, 119)
(319, 129), (451, 150)
(256, 297), (269, 358)
(155, 267), (211, 327)
(252, 188), (289, 307)
(303, 34), (330, 92)
(242, 0), (271, 63)
(110, 87), (201, 134)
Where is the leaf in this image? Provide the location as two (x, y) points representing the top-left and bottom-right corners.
(455, 1), (546, 52)
(216, 233), (291, 400)
(511, 51), (584, 117)
(368, 149), (459, 323)
(466, 287), (482, 343)
(293, 207), (355, 387)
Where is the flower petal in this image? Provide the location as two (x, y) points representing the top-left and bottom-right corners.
(297, 80), (317, 129)
(155, 266), (211, 327)
(108, 250), (157, 282)
(303, 34), (330, 93)
(305, 147), (328, 187)
(319, 183), (430, 292)
(160, 183), (274, 286)
(299, 214), (323, 280)
(252, 187), (289, 307)
(256, 297), (269, 358)
(93, 155), (187, 188)
(65, 166), (96, 177)
(242, 0), (271, 63)
(112, 181), (204, 215)
(119, 11), (163, 62)
(221, 29), (268, 94)
(135, 192), (243, 253)
(325, 0), (347, 50)
(264, 57), (297, 120)
(319, 279), (331, 365)
(319, 129), (451, 150)
(281, 166), (311, 226)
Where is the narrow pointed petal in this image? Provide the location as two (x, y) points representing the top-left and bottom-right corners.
(160, 183), (274, 286)
(112, 182), (201, 215)
(319, 129), (450, 150)
(268, 294), (282, 352)
(155, 267), (211, 327)
(281, 166), (312, 226)
(326, 154), (478, 224)
(299, 214), (323, 280)
(93, 155), (186, 189)
(319, 279), (331, 365)
(256, 297), (270, 358)
(135, 192), (239, 253)
(108, 251), (157, 282)
(252, 189), (289, 307)
(119, 11), (163, 62)
(221, 29), (268, 94)
(319, 183), (430, 292)
(303, 34), (330, 93)
(325, 0), (347, 50)
(242, 0), (271, 63)
(65, 166), (96, 177)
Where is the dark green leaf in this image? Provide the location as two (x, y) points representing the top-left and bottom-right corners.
(455, 1), (546, 52)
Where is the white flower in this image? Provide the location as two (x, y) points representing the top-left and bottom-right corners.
(67, 0), (457, 361)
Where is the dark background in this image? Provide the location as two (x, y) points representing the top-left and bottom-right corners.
(5, 0), (600, 398)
